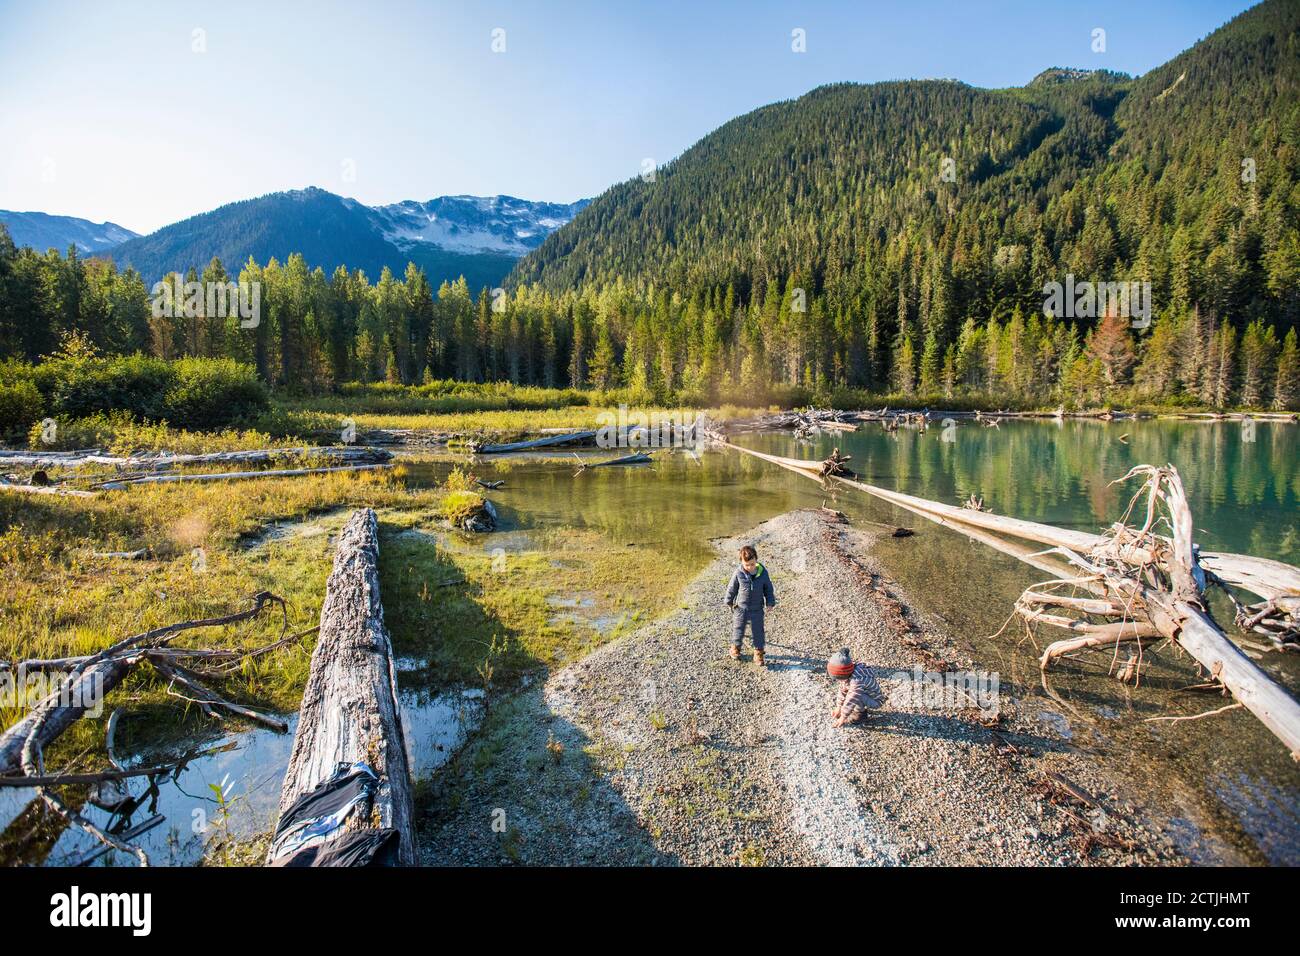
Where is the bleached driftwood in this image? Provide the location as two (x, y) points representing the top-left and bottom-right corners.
(720, 443), (1298, 606)
(0, 446), (391, 470)
(0, 592), (286, 777)
(267, 509), (416, 865)
(0, 592), (289, 865)
(471, 430), (598, 454)
(1016, 466), (1300, 758)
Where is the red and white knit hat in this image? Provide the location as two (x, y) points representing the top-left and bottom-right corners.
(827, 648), (855, 678)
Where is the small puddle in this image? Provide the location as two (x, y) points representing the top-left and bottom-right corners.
(393, 657), (486, 779)
(546, 595), (596, 609)
(399, 685), (486, 779)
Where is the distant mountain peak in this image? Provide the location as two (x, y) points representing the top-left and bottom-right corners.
(57, 186), (588, 291)
(372, 193), (590, 256)
(0, 210), (139, 254)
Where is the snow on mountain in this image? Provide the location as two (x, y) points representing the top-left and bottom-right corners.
(7, 190), (589, 293)
(371, 195), (590, 256)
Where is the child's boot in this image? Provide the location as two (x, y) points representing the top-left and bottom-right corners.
(754, 649), (765, 667)
(728, 645), (740, 660)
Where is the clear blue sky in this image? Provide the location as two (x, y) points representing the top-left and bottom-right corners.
(0, 0), (1257, 234)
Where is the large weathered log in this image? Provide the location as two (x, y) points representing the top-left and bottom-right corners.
(720, 442), (1295, 604)
(267, 508), (416, 865)
(0, 446), (391, 470)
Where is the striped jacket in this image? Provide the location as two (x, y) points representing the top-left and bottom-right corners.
(837, 662), (884, 713)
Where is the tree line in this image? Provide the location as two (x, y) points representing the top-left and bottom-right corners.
(0, 227), (1296, 410)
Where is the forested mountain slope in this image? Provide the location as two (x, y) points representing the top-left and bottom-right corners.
(513, 0), (1300, 333)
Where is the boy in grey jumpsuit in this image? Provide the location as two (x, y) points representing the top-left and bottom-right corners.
(725, 544), (776, 665)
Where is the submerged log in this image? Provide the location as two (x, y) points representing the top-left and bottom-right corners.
(267, 509), (416, 866)
(574, 452), (653, 473)
(719, 442), (1296, 602)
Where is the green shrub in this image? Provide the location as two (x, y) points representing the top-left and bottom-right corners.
(36, 353), (172, 421)
(6, 355), (269, 434)
(164, 358), (268, 428)
(0, 380), (44, 441)
(26, 410), (132, 450)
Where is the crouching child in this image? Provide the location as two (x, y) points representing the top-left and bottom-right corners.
(827, 648), (883, 726)
(725, 544), (775, 666)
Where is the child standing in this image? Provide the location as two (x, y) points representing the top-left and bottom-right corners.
(725, 545), (775, 666)
(827, 648), (884, 725)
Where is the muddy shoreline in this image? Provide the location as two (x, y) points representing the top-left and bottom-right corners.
(418, 508), (1190, 866)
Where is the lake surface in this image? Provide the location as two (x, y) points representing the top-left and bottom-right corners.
(4, 418), (1296, 865)
(746, 417), (1299, 564)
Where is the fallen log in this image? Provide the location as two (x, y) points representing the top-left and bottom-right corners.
(724, 407), (863, 434)
(13, 626), (315, 676)
(98, 462), (391, 489)
(151, 658), (288, 732)
(0, 446), (391, 470)
(0, 740), (237, 788)
(91, 549), (149, 560)
(817, 420), (859, 433)
(267, 508), (416, 866)
(1020, 466), (1300, 758)
(0, 657), (137, 777)
(0, 592), (285, 777)
(471, 430), (597, 454)
(719, 442), (1295, 604)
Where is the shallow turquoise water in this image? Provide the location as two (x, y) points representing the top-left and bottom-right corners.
(743, 418), (1299, 563)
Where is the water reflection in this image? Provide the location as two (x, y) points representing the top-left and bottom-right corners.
(743, 419), (1298, 560)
